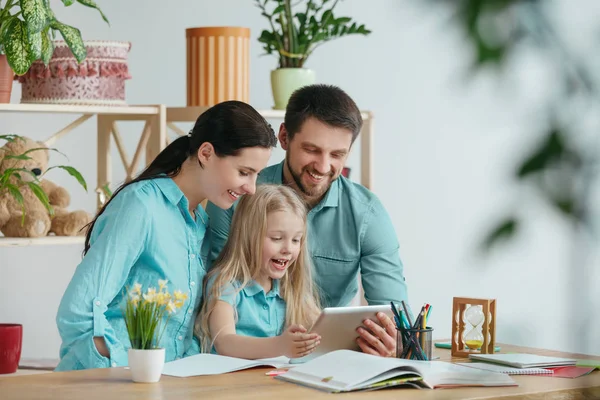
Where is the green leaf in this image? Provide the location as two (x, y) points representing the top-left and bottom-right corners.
(41, 28), (53, 65)
(481, 217), (518, 251)
(3, 18), (32, 75)
(61, 0), (74, 5)
(272, 4), (285, 14)
(27, 181), (53, 215)
(27, 29), (42, 61)
(20, 0), (47, 34)
(76, 0), (110, 24)
(3, 154), (32, 161)
(335, 17), (352, 24)
(517, 129), (564, 178)
(47, 165), (88, 191)
(0, 134), (24, 143)
(5, 183), (26, 225)
(50, 21), (86, 63)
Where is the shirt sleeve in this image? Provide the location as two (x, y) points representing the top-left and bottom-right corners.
(204, 274), (239, 307)
(203, 201), (235, 269)
(359, 197), (409, 307)
(56, 187), (151, 369)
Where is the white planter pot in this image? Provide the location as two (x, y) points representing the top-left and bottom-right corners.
(270, 68), (316, 110)
(128, 348), (165, 383)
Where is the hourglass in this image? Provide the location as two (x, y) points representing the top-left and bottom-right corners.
(451, 297), (496, 357)
(463, 305), (484, 350)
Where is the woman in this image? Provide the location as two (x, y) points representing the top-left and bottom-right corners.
(55, 101), (277, 371)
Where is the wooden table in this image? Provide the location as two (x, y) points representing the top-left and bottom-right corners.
(2, 343), (599, 400)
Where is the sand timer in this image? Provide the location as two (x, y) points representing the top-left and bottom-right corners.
(463, 305), (484, 350)
(451, 297), (497, 357)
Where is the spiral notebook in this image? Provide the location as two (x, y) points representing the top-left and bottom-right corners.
(457, 362), (553, 375)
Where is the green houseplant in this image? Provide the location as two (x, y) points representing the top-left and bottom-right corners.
(124, 280), (188, 383)
(0, 0), (108, 102)
(255, 0), (371, 109)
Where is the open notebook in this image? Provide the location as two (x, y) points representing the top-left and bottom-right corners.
(457, 362), (553, 375)
(276, 350), (516, 393)
(162, 354), (290, 377)
(468, 353), (576, 369)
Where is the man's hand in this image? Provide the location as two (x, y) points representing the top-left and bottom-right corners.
(355, 312), (397, 357)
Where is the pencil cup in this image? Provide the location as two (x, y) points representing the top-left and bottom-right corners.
(396, 327), (433, 361)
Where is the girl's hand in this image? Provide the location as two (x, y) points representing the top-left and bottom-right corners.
(277, 324), (321, 358)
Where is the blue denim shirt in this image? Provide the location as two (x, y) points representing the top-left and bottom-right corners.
(55, 177), (208, 371)
(203, 161), (409, 308)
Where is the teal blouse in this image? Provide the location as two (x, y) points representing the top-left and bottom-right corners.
(55, 177), (208, 371)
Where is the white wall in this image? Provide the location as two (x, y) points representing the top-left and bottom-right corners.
(1, 0), (599, 361)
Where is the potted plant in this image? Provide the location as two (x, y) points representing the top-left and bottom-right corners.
(255, 0), (371, 109)
(124, 280), (188, 383)
(0, 134), (87, 236)
(0, 0), (109, 102)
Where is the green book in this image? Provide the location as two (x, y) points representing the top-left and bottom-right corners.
(576, 359), (600, 369)
(434, 342), (501, 352)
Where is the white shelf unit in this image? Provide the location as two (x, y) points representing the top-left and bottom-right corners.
(0, 104), (374, 247)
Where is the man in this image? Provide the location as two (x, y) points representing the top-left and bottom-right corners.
(203, 84), (409, 357)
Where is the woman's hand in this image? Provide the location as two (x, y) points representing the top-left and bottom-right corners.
(277, 324), (321, 358)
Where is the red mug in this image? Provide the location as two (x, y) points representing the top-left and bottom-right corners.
(0, 324), (22, 374)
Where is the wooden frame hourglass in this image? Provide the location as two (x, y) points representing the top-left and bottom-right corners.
(451, 297), (497, 357)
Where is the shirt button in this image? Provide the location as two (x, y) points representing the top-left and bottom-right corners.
(95, 301), (101, 306)
(190, 281), (196, 287)
(188, 309), (193, 315)
(111, 362), (117, 367)
(189, 254), (195, 259)
(178, 335), (183, 341)
(262, 304), (268, 310)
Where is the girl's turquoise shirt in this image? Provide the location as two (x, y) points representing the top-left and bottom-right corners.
(55, 177), (208, 371)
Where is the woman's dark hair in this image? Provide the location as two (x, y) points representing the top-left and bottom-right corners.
(83, 100), (277, 255)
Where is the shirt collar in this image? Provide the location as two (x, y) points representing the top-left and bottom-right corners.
(154, 176), (209, 225)
(154, 176), (185, 206)
(269, 160), (340, 210)
(242, 279), (282, 298)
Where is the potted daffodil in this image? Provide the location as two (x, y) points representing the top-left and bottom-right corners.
(123, 280), (188, 383)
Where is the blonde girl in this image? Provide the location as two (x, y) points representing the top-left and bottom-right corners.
(196, 184), (321, 359)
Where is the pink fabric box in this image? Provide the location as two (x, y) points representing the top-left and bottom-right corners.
(16, 41), (131, 106)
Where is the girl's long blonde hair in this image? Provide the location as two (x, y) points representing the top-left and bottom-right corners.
(195, 184), (321, 352)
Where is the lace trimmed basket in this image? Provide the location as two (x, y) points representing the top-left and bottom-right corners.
(15, 40), (132, 106)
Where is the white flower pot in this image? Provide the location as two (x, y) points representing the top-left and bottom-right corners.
(128, 348), (165, 383)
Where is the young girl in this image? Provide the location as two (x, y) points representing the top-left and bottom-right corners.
(196, 184), (322, 359)
(55, 101), (277, 371)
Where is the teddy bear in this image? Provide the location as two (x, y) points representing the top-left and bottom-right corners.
(0, 136), (92, 238)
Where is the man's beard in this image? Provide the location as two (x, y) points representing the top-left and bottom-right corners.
(285, 154), (333, 198)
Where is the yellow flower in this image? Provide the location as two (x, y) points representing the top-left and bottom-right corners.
(143, 287), (157, 303)
(166, 300), (177, 314)
(173, 290), (188, 302)
(174, 300), (185, 309)
(129, 294), (141, 307)
(132, 283), (142, 295)
(158, 279), (168, 291)
(155, 291), (171, 306)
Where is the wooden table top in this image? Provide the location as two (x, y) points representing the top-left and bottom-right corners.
(2, 343), (599, 400)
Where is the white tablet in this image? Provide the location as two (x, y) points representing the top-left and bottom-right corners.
(289, 305), (394, 364)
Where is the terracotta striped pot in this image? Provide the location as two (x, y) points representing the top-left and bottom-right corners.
(0, 55), (14, 103)
(186, 27), (250, 107)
